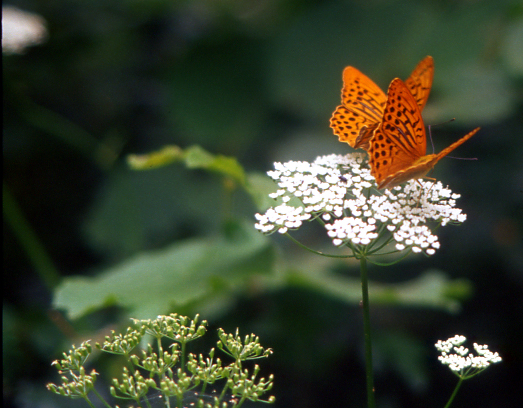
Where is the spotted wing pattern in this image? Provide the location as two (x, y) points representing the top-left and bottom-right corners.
(330, 67), (387, 150)
(330, 56), (434, 151)
(369, 78), (480, 190)
(404, 55), (434, 112)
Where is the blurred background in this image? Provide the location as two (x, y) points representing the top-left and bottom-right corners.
(3, 0), (522, 407)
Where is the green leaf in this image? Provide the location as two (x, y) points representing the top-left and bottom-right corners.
(373, 332), (428, 391)
(127, 146), (184, 170)
(127, 144), (246, 185)
(245, 172), (280, 211)
(287, 268), (471, 312)
(55, 221), (275, 319)
(184, 145), (246, 186)
(84, 160), (236, 256)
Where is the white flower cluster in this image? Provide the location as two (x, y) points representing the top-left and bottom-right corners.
(2, 6), (48, 54)
(435, 335), (502, 377)
(254, 154), (467, 256)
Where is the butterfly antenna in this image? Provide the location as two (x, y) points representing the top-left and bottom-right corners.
(430, 118), (456, 127)
(427, 118), (456, 153)
(445, 156), (478, 160)
(427, 124), (435, 153)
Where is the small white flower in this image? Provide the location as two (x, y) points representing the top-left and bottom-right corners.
(435, 335), (501, 378)
(2, 6), (48, 54)
(254, 154), (469, 256)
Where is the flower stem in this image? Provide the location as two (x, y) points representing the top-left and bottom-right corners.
(81, 396), (96, 408)
(3, 183), (61, 290)
(90, 388), (112, 408)
(359, 257), (376, 408)
(443, 377), (464, 408)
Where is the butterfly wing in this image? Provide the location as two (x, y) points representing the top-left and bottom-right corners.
(404, 56), (434, 112)
(330, 66), (387, 149)
(369, 78), (427, 188)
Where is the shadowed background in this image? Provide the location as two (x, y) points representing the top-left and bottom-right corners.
(3, 0), (522, 407)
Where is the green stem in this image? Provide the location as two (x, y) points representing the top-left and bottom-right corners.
(90, 388), (113, 408)
(218, 380), (231, 404)
(20, 97), (121, 169)
(364, 224), (388, 251)
(81, 396), (96, 408)
(3, 183), (61, 290)
(366, 233), (394, 253)
(181, 341), (186, 374)
(284, 233), (356, 258)
(157, 336), (164, 358)
(359, 257), (376, 408)
(154, 336), (173, 408)
(125, 356), (135, 375)
(443, 377), (464, 408)
(366, 249), (412, 266)
(142, 395), (153, 408)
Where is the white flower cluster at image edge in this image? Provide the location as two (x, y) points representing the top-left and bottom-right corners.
(254, 154), (467, 255)
(435, 335), (502, 376)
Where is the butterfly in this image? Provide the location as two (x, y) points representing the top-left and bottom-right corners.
(368, 78), (480, 190)
(330, 56), (434, 150)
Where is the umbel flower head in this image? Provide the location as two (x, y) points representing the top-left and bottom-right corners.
(435, 335), (502, 379)
(254, 153), (467, 258)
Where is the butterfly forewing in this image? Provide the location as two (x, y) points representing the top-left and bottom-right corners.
(341, 67), (387, 122)
(330, 67), (387, 148)
(404, 56), (434, 112)
(379, 78), (426, 157)
(368, 79), (427, 187)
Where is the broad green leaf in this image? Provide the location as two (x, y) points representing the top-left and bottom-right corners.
(83, 163), (224, 256)
(184, 145), (246, 186)
(127, 145), (184, 170)
(373, 332), (428, 391)
(245, 172), (281, 211)
(127, 145), (246, 185)
(56, 221), (274, 319)
(287, 268), (471, 313)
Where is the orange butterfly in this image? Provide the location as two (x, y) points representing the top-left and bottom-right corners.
(330, 56), (434, 150)
(369, 78), (480, 190)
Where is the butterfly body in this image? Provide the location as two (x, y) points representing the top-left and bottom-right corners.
(372, 153), (438, 190)
(330, 56), (434, 150)
(369, 78), (480, 190)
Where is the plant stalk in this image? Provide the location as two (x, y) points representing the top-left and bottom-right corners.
(443, 377), (463, 408)
(359, 257), (376, 408)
